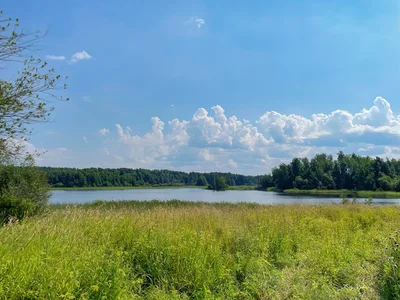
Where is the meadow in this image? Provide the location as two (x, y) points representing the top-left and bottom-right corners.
(1, 200), (400, 299)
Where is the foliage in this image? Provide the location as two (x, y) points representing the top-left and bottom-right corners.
(340, 194), (349, 204)
(39, 167), (261, 188)
(0, 11), (65, 222)
(196, 175), (208, 186)
(0, 11), (68, 148)
(284, 189), (400, 199)
(269, 152), (400, 192)
(0, 201), (399, 298)
(207, 174), (228, 191)
(0, 164), (49, 223)
(259, 174), (273, 190)
(365, 198), (373, 205)
(380, 232), (400, 299)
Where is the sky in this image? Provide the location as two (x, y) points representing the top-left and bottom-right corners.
(3, 0), (400, 175)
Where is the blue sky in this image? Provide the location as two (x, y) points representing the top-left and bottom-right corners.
(3, 0), (400, 174)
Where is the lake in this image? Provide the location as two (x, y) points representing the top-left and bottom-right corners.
(50, 188), (400, 205)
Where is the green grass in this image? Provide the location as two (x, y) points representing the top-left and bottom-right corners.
(284, 188), (400, 199)
(225, 185), (256, 190)
(1, 200), (400, 299)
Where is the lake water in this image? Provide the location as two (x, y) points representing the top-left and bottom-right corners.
(50, 188), (400, 205)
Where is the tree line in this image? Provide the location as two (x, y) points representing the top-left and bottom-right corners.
(40, 167), (262, 188)
(260, 152), (400, 192)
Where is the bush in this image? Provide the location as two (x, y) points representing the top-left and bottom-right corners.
(53, 182), (64, 188)
(0, 166), (49, 223)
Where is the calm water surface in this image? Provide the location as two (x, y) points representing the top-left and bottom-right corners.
(50, 188), (400, 205)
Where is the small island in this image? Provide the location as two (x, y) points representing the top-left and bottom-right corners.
(207, 175), (228, 191)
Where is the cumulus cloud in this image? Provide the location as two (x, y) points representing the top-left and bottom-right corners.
(46, 55), (65, 61)
(188, 105), (271, 150)
(103, 97), (400, 172)
(35, 96), (400, 174)
(70, 51), (93, 63)
(99, 128), (110, 135)
(257, 97), (400, 146)
(187, 16), (205, 29)
(96, 104), (273, 172)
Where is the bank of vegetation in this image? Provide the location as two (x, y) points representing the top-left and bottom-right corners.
(258, 152), (400, 198)
(1, 200), (400, 299)
(40, 167), (261, 189)
(284, 189), (400, 199)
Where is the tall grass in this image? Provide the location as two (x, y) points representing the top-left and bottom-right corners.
(1, 200), (399, 299)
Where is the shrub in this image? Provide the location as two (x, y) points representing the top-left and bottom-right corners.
(340, 194), (349, 204)
(365, 198), (373, 205)
(0, 165), (49, 223)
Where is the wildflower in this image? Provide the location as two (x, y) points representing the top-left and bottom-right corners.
(90, 285), (99, 292)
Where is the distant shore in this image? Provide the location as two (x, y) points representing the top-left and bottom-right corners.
(283, 189), (400, 199)
(51, 185), (257, 191)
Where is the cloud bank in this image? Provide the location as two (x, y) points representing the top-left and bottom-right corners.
(37, 97), (400, 174)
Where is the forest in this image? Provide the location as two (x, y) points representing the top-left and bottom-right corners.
(42, 152), (400, 192)
(260, 151), (400, 192)
(40, 167), (262, 188)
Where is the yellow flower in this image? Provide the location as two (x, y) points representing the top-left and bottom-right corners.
(91, 285), (99, 292)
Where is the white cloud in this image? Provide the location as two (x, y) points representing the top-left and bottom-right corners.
(257, 96), (400, 146)
(187, 16), (205, 29)
(34, 97), (400, 174)
(46, 55), (65, 61)
(228, 159), (238, 168)
(70, 51), (93, 63)
(353, 97), (395, 127)
(83, 136), (88, 143)
(99, 128), (110, 135)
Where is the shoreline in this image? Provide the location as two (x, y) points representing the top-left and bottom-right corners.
(51, 185), (257, 191)
(283, 189), (400, 199)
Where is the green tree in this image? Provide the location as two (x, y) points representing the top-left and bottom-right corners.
(272, 164), (293, 190)
(290, 158), (303, 181)
(208, 175), (228, 191)
(378, 175), (395, 191)
(0, 12), (68, 221)
(0, 12), (68, 157)
(294, 176), (308, 189)
(196, 175), (208, 186)
(0, 164), (49, 223)
(260, 174), (273, 189)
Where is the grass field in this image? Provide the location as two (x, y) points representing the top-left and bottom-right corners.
(284, 188), (400, 199)
(1, 200), (400, 299)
